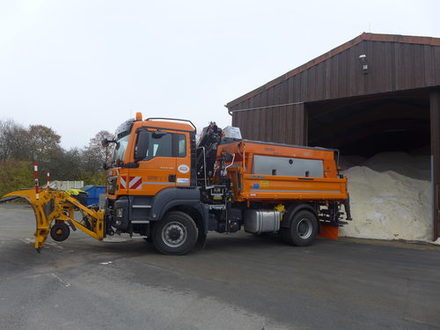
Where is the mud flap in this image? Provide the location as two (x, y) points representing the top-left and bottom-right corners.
(318, 224), (339, 240)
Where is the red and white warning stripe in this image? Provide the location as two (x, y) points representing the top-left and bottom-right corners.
(120, 176), (142, 190)
(120, 176), (126, 188)
(33, 162), (39, 200)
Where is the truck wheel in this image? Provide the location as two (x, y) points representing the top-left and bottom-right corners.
(282, 210), (318, 246)
(152, 211), (198, 255)
(50, 223), (70, 242)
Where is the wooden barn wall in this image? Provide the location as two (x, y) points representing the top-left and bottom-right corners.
(230, 41), (440, 143)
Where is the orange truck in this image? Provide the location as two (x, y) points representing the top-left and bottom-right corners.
(0, 113), (351, 254)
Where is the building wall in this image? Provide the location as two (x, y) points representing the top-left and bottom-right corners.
(233, 104), (306, 145)
(229, 40), (440, 144)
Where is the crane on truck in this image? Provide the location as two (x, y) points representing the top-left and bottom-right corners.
(0, 113), (351, 254)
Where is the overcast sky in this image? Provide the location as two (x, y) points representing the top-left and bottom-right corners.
(0, 0), (438, 149)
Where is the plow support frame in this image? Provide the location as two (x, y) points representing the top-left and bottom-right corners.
(0, 189), (105, 251)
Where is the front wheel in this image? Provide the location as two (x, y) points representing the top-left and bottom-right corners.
(282, 210), (318, 246)
(50, 222), (70, 242)
(152, 211), (198, 255)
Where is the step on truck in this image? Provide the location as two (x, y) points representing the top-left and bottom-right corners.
(0, 113), (351, 254)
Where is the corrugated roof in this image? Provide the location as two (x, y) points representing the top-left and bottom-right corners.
(226, 32), (440, 108)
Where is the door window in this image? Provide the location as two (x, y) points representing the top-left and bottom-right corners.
(148, 133), (172, 158)
(177, 134), (186, 157)
(136, 131), (187, 160)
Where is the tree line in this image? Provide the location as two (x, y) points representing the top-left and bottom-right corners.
(0, 119), (114, 195)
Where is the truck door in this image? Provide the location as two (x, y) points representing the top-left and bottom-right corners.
(129, 129), (190, 196)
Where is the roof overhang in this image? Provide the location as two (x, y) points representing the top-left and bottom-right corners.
(226, 32), (440, 109)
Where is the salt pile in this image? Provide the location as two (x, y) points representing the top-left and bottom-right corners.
(339, 152), (432, 241)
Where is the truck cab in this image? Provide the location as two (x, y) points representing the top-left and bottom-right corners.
(106, 114), (196, 199)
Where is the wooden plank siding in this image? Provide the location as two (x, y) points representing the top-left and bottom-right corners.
(228, 33), (440, 108)
(228, 39), (440, 143)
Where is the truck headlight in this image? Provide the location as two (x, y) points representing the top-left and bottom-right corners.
(107, 176), (117, 195)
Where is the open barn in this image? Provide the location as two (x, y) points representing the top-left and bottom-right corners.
(226, 33), (440, 241)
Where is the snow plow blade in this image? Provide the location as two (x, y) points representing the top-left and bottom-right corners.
(0, 188), (105, 251)
(0, 195), (24, 203)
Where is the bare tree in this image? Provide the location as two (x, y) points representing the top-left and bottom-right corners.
(83, 130), (114, 172)
(0, 120), (113, 185)
(27, 125), (62, 162)
(0, 120), (30, 161)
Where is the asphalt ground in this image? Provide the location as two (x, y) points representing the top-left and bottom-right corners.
(0, 204), (439, 330)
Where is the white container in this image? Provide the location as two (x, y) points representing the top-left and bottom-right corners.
(223, 126), (242, 140)
(50, 181), (84, 191)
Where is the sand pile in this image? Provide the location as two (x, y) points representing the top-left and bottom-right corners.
(339, 152), (432, 241)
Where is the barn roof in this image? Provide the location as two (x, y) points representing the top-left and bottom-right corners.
(226, 33), (440, 108)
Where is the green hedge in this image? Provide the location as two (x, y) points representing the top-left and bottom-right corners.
(0, 161), (34, 196)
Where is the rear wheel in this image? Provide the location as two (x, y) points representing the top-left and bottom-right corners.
(152, 211), (198, 255)
(50, 222), (70, 242)
(282, 210), (318, 246)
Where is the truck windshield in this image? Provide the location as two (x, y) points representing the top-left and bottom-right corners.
(113, 134), (130, 164)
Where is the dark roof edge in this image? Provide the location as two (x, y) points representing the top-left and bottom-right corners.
(226, 32), (440, 108)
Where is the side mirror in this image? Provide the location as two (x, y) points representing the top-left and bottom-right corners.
(134, 130), (149, 161)
(101, 138), (116, 147)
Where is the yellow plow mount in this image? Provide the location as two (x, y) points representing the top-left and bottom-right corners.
(0, 189), (105, 251)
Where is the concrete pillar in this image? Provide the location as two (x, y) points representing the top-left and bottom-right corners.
(430, 89), (440, 240)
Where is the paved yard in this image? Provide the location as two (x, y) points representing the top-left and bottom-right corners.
(0, 204), (439, 329)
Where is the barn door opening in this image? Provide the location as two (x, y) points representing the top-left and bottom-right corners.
(307, 90), (435, 241)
